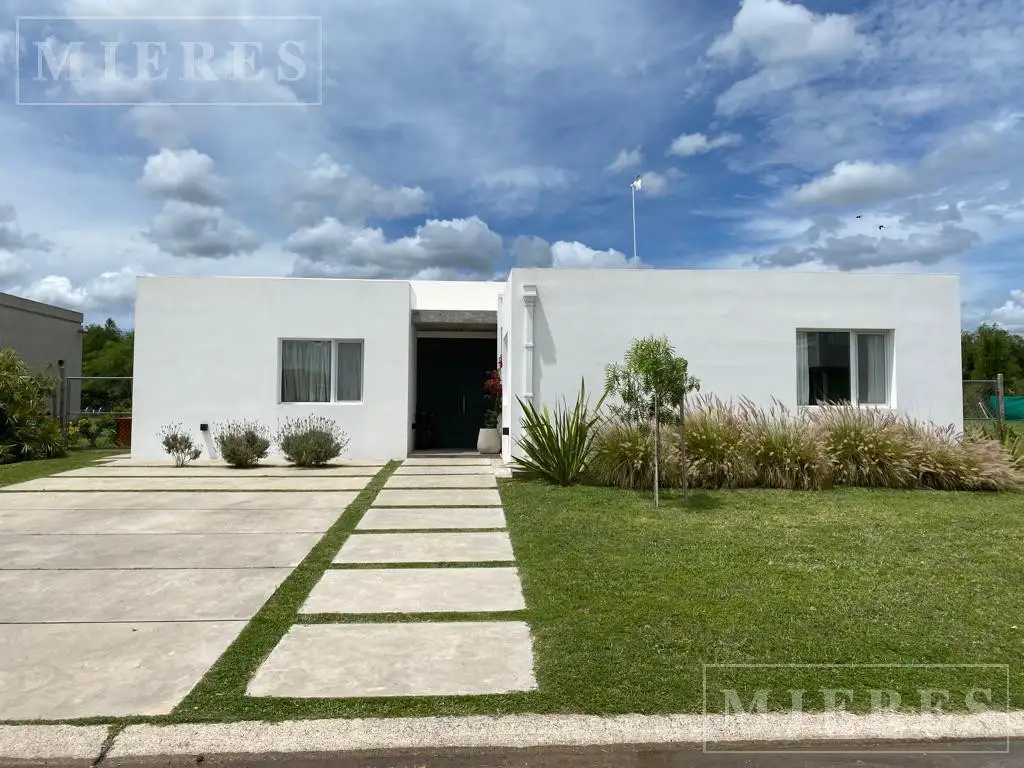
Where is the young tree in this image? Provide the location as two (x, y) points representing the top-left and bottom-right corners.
(604, 336), (700, 506)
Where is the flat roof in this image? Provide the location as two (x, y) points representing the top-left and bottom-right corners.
(0, 291), (84, 324)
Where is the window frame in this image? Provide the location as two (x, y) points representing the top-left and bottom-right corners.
(797, 329), (894, 409)
(279, 338), (365, 405)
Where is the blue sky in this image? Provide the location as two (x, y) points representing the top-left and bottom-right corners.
(0, 0), (1022, 330)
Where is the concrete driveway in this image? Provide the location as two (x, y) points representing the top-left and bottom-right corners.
(0, 458), (379, 721)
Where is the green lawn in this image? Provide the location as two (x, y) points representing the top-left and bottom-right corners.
(503, 482), (1023, 715)
(0, 450), (125, 487)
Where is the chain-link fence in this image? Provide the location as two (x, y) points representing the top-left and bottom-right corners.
(59, 375), (133, 449)
(963, 376), (1005, 440)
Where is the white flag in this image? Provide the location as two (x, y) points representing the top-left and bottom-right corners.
(630, 175), (643, 192)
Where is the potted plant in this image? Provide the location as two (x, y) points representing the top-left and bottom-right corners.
(477, 361), (502, 454)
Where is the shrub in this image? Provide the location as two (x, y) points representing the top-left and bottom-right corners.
(0, 349), (66, 464)
(958, 434), (1021, 491)
(812, 407), (918, 489)
(276, 415), (349, 467)
(159, 423), (202, 467)
(588, 395), (1022, 492)
(741, 400), (829, 490)
(587, 419), (655, 490)
(214, 419), (271, 468)
(669, 396), (755, 489)
(514, 378), (606, 486)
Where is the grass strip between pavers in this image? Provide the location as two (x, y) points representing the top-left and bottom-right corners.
(171, 460), (400, 720)
(0, 450), (124, 488)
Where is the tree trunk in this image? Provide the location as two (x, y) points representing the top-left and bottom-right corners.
(679, 390), (688, 503)
(653, 395), (660, 507)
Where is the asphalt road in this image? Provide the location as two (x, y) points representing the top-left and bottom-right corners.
(95, 740), (1022, 768)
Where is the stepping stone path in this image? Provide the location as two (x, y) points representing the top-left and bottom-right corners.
(247, 457), (538, 699)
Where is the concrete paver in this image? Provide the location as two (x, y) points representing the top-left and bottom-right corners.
(300, 568), (525, 614)
(0, 569), (289, 622)
(102, 458), (385, 468)
(0, 462), (367, 723)
(57, 466), (379, 478)
(0, 491), (358, 511)
(0, 622), (247, 719)
(3, 475), (372, 492)
(358, 508), (506, 530)
(0, 533), (322, 569)
(0, 507), (341, 534)
(335, 532), (515, 563)
(403, 458), (493, 466)
(374, 488), (502, 507)
(384, 474), (497, 489)
(394, 465), (496, 476)
(246, 622), (536, 698)
(0, 725), (109, 761)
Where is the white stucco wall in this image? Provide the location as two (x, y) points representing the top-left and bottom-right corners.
(132, 276), (413, 461)
(505, 268), (962, 459)
(410, 280), (504, 311)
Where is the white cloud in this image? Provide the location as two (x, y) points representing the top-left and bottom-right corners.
(286, 216), (503, 279)
(752, 224), (981, 270)
(512, 235), (636, 269)
(140, 149), (226, 206)
(0, 202), (53, 253)
(13, 266), (146, 318)
(124, 104), (188, 148)
(145, 200), (262, 259)
(607, 147), (643, 172)
(472, 166), (569, 215)
(788, 161), (915, 206)
(292, 153), (430, 226)
(668, 132), (742, 157)
(709, 0), (868, 117)
(989, 289), (1024, 331)
(709, 0), (865, 65)
(638, 171), (671, 197)
(0, 252), (27, 283)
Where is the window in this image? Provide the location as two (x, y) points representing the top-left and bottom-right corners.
(281, 339), (363, 403)
(335, 341), (363, 401)
(797, 330), (891, 406)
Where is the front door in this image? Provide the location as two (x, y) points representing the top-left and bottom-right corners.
(415, 337), (496, 450)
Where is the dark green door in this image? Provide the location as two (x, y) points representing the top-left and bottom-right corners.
(415, 338), (496, 450)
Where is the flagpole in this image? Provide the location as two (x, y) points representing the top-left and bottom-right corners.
(631, 183), (638, 268)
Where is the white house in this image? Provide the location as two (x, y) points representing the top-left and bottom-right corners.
(131, 269), (963, 462)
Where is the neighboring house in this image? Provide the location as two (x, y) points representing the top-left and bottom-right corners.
(130, 270), (962, 462)
(0, 291), (84, 419)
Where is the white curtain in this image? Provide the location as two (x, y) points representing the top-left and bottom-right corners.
(796, 331), (810, 406)
(336, 342), (363, 401)
(858, 333), (888, 404)
(281, 340), (331, 402)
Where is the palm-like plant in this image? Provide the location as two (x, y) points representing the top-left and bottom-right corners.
(513, 378), (606, 486)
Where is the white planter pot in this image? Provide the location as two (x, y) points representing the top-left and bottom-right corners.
(477, 427), (501, 454)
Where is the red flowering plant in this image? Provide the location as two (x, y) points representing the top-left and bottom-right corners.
(483, 361), (502, 429)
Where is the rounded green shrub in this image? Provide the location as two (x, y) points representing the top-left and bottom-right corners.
(276, 415), (349, 467)
(159, 423), (202, 467)
(214, 419), (271, 468)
